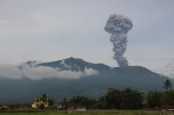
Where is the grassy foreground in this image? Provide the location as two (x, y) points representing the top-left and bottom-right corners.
(0, 110), (174, 115)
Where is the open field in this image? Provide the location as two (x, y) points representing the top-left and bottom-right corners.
(0, 110), (174, 115)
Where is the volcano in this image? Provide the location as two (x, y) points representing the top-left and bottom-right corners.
(0, 57), (168, 104)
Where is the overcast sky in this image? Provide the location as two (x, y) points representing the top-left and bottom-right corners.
(0, 0), (174, 71)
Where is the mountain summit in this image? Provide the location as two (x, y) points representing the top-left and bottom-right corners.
(37, 57), (110, 72)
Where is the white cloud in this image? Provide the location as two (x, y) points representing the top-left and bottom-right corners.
(0, 64), (22, 79)
(0, 64), (99, 80)
(83, 68), (99, 76)
(60, 60), (71, 69)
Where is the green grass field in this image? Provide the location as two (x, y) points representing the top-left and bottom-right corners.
(0, 110), (174, 115)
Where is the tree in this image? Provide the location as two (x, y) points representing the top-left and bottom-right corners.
(105, 88), (121, 109)
(146, 90), (162, 108)
(41, 94), (47, 102)
(120, 88), (144, 109)
(146, 89), (174, 108)
(48, 99), (54, 106)
(102, 88), (144, 109)
(160, 89), (174, 105)
(163, 79), (172, 91)
(68, 96), (95, 108)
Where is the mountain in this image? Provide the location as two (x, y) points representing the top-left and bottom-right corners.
(0, 57), (169, 104)
(37, 57), (110, 72)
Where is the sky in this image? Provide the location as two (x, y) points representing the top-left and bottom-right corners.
(0, 0), (174, 75)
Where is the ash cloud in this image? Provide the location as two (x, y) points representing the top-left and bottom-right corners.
(0, 63), (99, 80)
(104, 14), (133, 67)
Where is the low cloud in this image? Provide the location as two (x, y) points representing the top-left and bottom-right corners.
(0, 64), (22, 79)
(0, 64), (99, 80)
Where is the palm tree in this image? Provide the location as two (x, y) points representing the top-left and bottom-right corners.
(163, 79), (172, 91)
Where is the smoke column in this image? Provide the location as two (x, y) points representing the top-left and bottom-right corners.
(104, 14), (133, 67)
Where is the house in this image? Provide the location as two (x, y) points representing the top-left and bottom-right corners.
(76, 106), (86, 112)
(159, 105), (174, 111)
(67, 102), (86, 113)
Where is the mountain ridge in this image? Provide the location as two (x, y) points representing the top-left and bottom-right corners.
(36, 57), (111, 72)
(0, 57), (169, 104)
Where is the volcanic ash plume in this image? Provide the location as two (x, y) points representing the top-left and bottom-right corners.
(104, 14), (133, 67)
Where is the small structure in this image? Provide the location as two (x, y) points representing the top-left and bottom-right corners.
(76, 106), (86, 112)
(32, 96), (49, 109)
(67, 102), (76, 113)
(57, 104), (66, 110)
(0, 106), (9, 110)
(159, 105), (174, 111)
(67, 102), (87, 113)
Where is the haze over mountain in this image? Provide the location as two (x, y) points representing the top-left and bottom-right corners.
(160, 60), (174, 78)
(0, 57), (169, 104)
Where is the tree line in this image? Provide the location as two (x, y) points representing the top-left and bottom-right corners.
(23, 79), (173, 110)
(57, 79), (174, 110)
(146, 79), (174, 108)
(1, 79), (173, 110)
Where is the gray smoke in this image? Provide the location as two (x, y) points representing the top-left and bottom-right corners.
(104, 14), (133, 67)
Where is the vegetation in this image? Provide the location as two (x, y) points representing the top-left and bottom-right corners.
(53, 78), (174, 110)
(0, 110), (174, 115)
(146, 79), (174, 108)
(1, 79), (174, 115)
(163, 79), (172, 91)
(68, 96), (96, 108)
(57, 88), (144, 110)
(146, 89), (174, 108)
(97, 88), (144, 109)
